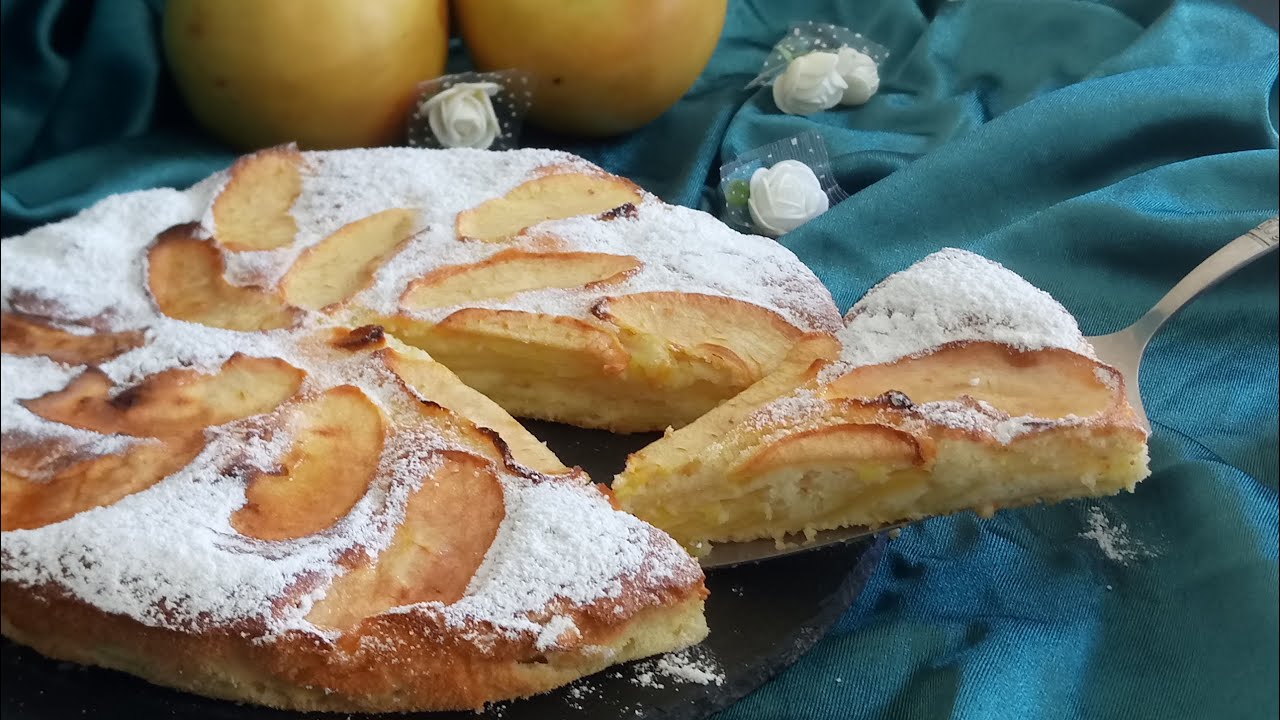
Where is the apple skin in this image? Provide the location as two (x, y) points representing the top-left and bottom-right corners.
(164, 0), (448, 150)
(455, 0), (728, 137)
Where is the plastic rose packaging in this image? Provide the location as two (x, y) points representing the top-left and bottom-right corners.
(747, 22), (890, 116)
(407, 70), (533, 150)
(719, 132), (848, 238)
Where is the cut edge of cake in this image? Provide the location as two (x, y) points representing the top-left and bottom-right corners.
(612, 249), (1152, 553)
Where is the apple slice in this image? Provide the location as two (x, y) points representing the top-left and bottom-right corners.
(231, 386), (385, 541)
(380, 347), (566, 474)
(212, 146), (303, 251)
(306, 450), (505, 630)
(823, 342), (1120, 419)
(733, 423), (924, 481)
(280, 208), (418, 311)
(1, 438), (202, 531)
(148, 223), (301, 330)
(0, 313), (143, 365)
(595, 292), (804, 388)
(23, 354), (305, 438)
(422, 308), (630, 376)
(400, 248), (641, 310)
(456, 171), (643, 242)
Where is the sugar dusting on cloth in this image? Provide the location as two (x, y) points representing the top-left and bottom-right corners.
(1080, 505), (1153, 564)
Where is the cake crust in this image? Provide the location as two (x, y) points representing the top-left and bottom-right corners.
(1, 581), (708, 713)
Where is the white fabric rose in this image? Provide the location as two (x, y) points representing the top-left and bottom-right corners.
(747, 160), (830, 237)
(835, 47), (880, 105)
(771, 51), (847, 116)
(423, 82), (501, 149)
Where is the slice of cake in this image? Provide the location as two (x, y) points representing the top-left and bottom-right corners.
(612, 249), (1152, 553)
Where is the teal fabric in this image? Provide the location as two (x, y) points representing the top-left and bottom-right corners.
(2, 0), (1277, 718)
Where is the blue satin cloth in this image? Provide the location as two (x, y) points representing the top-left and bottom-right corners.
(2, 0), (1276, 718)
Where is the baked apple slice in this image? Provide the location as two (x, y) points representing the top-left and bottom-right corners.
(306, 450), (505, 629)
(0, 313), (143, 365)
(1, 437), (203, 531)
(148, 223), (301, 330)
(22, 354), (305, 438)
(823, 342), (1121, 419)
(231, 385), (385, 541)
(281, 208), (418, 311)
(212, 146), (304, 251)
(456, 171), (643, 242)
(400, 248), (641, 310)
(595, 292), (805, 389)
(380, 345), (566, 474)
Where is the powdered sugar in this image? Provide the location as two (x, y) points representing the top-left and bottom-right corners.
(534, 614), (578, 652)
(912, 399), (1086, 444)
(1, 355), (82, 417)
(330, 152), (839, 334)
(827, 249), (1093, 379)
(1, 410), (434, 632)
(0, 354), (134, 465)
(1, 344), (695, 639)
(1080, 505), (1151, 564)
(222, 247), (297, 288)
(0, 351), (136, 466)
(629, 647), (725, 688)
(99, 319), (300, 386)
(1093, 365), (1120, 392)
(291, 147), (585, 252)
(437, 476), (696, 640)
(279, 147), (843, 333)
(524, 205), (839, 333)
(745, 389), (827, 432)
(357, 204), (844, 333)
(1, 185), (218, 331)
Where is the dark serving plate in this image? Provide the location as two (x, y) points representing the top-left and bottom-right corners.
(1, 421), (887, 720)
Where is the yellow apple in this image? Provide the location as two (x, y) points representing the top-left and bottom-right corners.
(164, 0), (449, 150)
(454, 0), (727, 137)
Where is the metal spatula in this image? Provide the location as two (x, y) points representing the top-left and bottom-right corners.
(701, 217), (1280, 569)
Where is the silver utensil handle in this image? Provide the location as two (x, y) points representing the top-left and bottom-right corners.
(1127, 216), (1279, 344)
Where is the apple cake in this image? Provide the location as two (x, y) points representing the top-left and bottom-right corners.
(0, 147), (841, 712)
(613, 249), (1152, 553)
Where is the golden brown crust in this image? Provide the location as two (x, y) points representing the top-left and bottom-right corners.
(0, 579), (708, 713)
